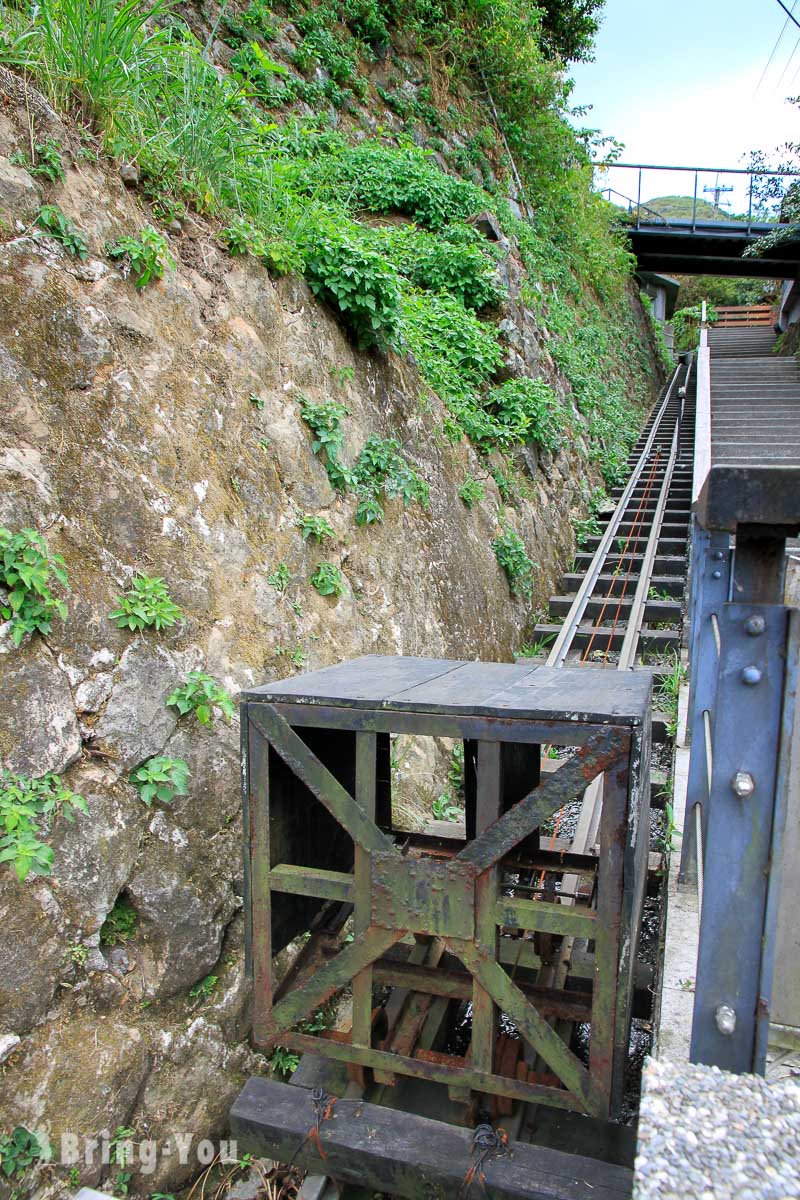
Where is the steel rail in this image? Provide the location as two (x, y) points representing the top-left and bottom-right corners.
(546, 363), (685, 669)
(618, 416), (682, 669)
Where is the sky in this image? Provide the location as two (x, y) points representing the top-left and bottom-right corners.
(570, 0), (800, 211)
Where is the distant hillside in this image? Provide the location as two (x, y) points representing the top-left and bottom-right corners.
(645, 195), (727, 221)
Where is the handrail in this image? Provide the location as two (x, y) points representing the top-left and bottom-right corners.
(607, 161), (800, 178)
(693, 313), (711, 507)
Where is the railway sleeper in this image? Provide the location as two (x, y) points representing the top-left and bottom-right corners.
(547, 596), (682, 624)
(531, 623), (680, 654)
(559, 573), (686, 599)
(571, 552), (686, 574)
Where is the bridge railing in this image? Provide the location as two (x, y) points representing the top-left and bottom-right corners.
(594, 161), (800, 235)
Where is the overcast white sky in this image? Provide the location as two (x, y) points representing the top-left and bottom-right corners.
(570, 0), (800, 210)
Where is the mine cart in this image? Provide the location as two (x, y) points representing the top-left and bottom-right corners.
(232, 655), (651, 1198)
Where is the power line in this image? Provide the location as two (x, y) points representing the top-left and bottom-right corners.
(756, 0), (799, 95)
(756, 7), (793, 93)
(775, 0), (800, 31)
(776, 31), (800, 87)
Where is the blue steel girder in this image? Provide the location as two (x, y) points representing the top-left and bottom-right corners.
(680, 523), (732, 884)
(690, 601), (792, 1072)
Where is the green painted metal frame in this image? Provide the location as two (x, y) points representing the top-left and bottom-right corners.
(242, 664), (649, 1123)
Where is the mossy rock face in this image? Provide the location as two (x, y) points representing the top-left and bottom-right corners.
(0, 639), (81, 776)
(0, 879), (66, 1035)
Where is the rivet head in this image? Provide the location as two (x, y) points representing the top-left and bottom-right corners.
(712, 570), (722, 579)
(715, 1004), (737, 1036)
(732, 771), (756, 798)
(745, 615), (765, 636)
(741, 666), (762, 686)
(713, 550), (725, 560)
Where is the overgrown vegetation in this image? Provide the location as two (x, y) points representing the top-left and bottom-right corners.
(0, 0), (655, 489)
(0, 770), (87, 881)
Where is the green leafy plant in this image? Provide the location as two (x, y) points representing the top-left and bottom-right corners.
(0, 526), (69, 646)
(0, 1127), (43, 1180)
(310, 561), (345, 597)
(0, 770), (87, 882)
(297, 513), (335, 543)
(65, 942), (88, 966)
(298, 397), (351, 490)
(573, 512), (601, 547)
(492, 525), (535, 601)
(352, 435), (429, 525)
(35, 203), (88, 258)
(432, 793), (462, 821)
(108, 574), (183, 632)
(12, 137), (65, 182)
(106, 225), (175, 287)
(487, 377), (566, 454)
(267, 562), (291, 592)
(458, 477), (485, 509)
(188, 973), (218, 1002)
(249, 392), (265, 410)
(303, 226), (402, 351)
(167, 671), (235, 725)
(129, 757), (190, 806)
(269, 1046), (299, 1076)
(100, 895), (138, 946)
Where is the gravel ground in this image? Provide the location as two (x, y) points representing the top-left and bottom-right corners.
(634, 1056), (800, 1199)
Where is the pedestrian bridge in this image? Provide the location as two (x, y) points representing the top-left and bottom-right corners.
(600, 162), (800, 277)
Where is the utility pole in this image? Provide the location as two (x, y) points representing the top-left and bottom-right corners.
(703, 180), (734, 215)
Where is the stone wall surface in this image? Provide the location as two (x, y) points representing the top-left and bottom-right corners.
(0, 69), (662, 1195)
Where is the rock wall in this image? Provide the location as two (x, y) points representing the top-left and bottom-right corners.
(0, 77), (662, 1195)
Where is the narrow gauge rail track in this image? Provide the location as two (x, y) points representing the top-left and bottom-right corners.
(235, 364), (695, 1200)
(492, 359), (695, 1150)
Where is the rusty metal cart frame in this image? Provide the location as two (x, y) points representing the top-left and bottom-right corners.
(240, 656), (651, 1127)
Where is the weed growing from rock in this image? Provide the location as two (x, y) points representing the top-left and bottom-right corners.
(297, 514), (335, 544)
(0, 770), (88, 882)
(310, 562), (345, 597)
(0, 527), (69, 646)
(106, 225), (175, 288)
(108, 574), (182, 632)
(35, 204), (88, 258)
(11, 137), (64, 182)
(100, 895), (138, 945)
(167, 672), (235, 726)
(267, 562), (291, 592)
(129, 756), (190, 806)
(458, 476), (485, 509)
(188, 973), (218, 1003)
(492, 524), (535, 601)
